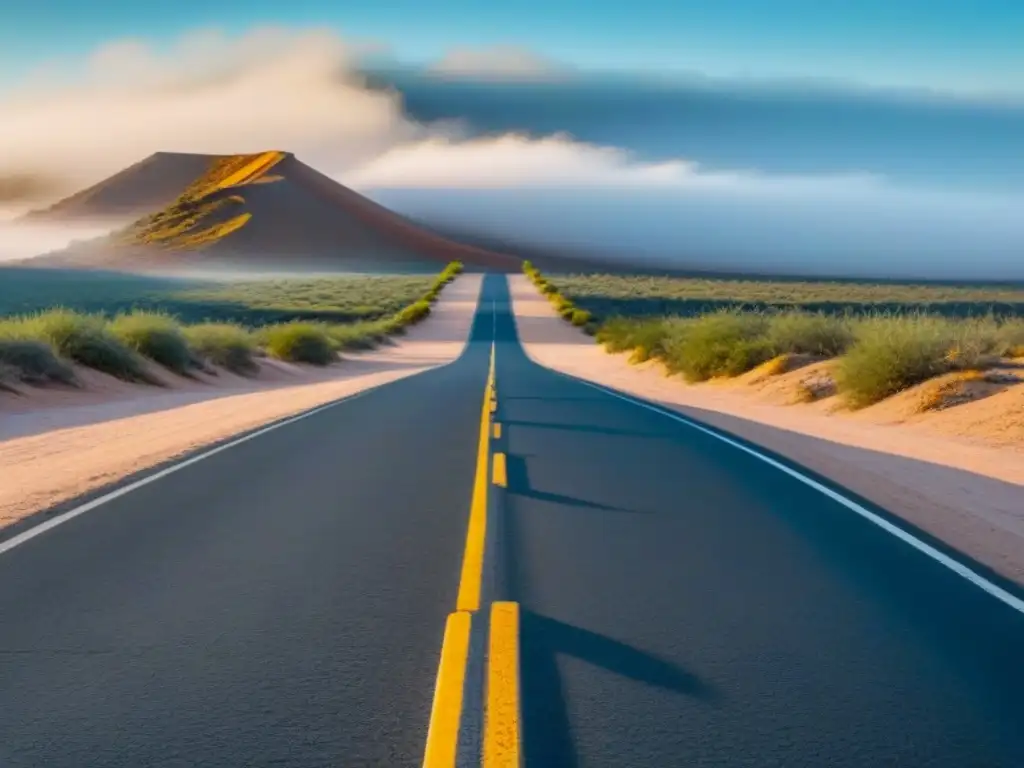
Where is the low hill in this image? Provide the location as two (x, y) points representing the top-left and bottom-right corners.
(22, 152), (217, 223)
(22, 151), (522, 273)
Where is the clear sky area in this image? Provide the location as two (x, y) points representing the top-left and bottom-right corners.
(2, 0), (1023, 278)
(3, 0), (1023, 96)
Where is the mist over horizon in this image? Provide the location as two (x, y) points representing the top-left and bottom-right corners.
(2, 26), (1023, 281)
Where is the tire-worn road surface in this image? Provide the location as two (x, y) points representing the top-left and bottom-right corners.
(1, 274), (1023, 767)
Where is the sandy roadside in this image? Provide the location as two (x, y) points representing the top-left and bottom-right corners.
(0, 274), (482, 530)
(508, 274), (1024, 587)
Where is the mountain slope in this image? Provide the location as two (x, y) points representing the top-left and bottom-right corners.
(24, 151), (522, 273)
(22, 152), (222, 222)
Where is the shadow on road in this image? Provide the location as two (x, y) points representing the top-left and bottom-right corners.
(505, 453), (642, 514)
(502, 417), (677, 440)
(500, 395), (605, 403)
(498, 447), (716, 766)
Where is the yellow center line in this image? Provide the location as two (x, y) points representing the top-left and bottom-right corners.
(484, 601), (522, 767)
(493, 423), (502, 440)
(422, 611), (473, 767)
(423, 339), (502, 767)
(456, 355), (495, 613)
(492, 453), (507, 488)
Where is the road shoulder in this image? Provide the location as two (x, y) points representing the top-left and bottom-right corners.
(507, 274), (1024, 587)
(0, 275), (483, 533)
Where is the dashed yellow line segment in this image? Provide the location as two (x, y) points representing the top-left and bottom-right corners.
(424, 334), (524, 767)
(424, 340), (503, 768)
(456, 345), (497, 614)
(484, 601), (522, 767)
(492, 453), (507, 488)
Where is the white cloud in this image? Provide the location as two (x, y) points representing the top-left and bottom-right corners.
(0, 27), (424, 206)
(425, 45), (571, 81)
(0, 25), (875, 212)
(1, 26), (1021, 279)
(345, 132), (883, 196)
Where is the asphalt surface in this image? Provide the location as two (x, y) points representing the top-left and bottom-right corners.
(2, 274), (1024, 767)
(485, 276), (1024, 767)
(0, 295), (495, 767)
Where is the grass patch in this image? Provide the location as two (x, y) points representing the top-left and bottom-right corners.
(765, 311), (852, 357)
(323, 319), (392, 351)
(662, 311), (773, 382)
(836, 316), (969, 408)
(551, 273), (1024, 320)
(0, 267), (438, 326)
(994, 317), (1024, 357)
(0, 309), (153, 382)
(0, 339), (76, 385)
(596, 317), (673, 362)
(0, 261), (463, 381)
(259, 322), (336, 366)
(182, 323), (257, 375)
(108, 311), (194, 376)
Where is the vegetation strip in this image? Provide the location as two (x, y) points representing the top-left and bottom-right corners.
(0, 263), (464, 388)
(523, 263), (1024, 409)
(484, 601), (522, 768)
(422, 611), (474, 768)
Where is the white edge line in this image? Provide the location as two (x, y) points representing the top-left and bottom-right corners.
(0, 388), (378, 556)
(0, 330), (486, 559)
(560, 372), (1024, 617)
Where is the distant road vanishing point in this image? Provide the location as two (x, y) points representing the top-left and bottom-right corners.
(1, 275), (1023, 767)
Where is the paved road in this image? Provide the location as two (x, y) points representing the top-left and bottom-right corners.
(485, 276), (1024, 767)
(0, 296), (495, 767)
(2, 274), (1023, 767)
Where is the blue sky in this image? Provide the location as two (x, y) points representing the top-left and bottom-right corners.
(3, 0), (1024, 95)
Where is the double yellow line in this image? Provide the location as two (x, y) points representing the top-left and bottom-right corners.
(423, 342), (521, 767)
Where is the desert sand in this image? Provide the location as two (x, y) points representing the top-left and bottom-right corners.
(508, 274), (1024, 587)
(0, 274), (482, 532)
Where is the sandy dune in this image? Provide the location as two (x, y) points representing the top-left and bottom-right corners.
(0, 275), (482, 532)
(508, 275), (1024, 586)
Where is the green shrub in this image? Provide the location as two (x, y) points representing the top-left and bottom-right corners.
(1, 309), (152, 382)
(596, 316), (676, 362)
(324, 320), (391, 351)
(550, 294), (572, 311)
(261, 322), (336, 365)
(183, 323), (257, 374)
(996, 318), (1024, 357)
(836, 315), (956, 408)
(396, 300), (432, 327)
(570, 309), (593, 327)
(0, 338), (76, 385)
(766, 311), (853, 357)
(108, 311), (194, 375)
(664, 311), (772, 381)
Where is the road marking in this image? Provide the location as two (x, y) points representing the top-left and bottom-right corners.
(493, 423), (502, 440)
(566, 374), (1024, 617)
(456, 346), (496, 613)
(0, 387), (384, 557)
(492, 453), (507, 488)
(427, 338), (499, 765)
(484, 601), (522, 767)
(423, 611), (473, 768)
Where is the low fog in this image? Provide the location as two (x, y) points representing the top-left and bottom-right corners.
(2, 26), (1022, 280)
